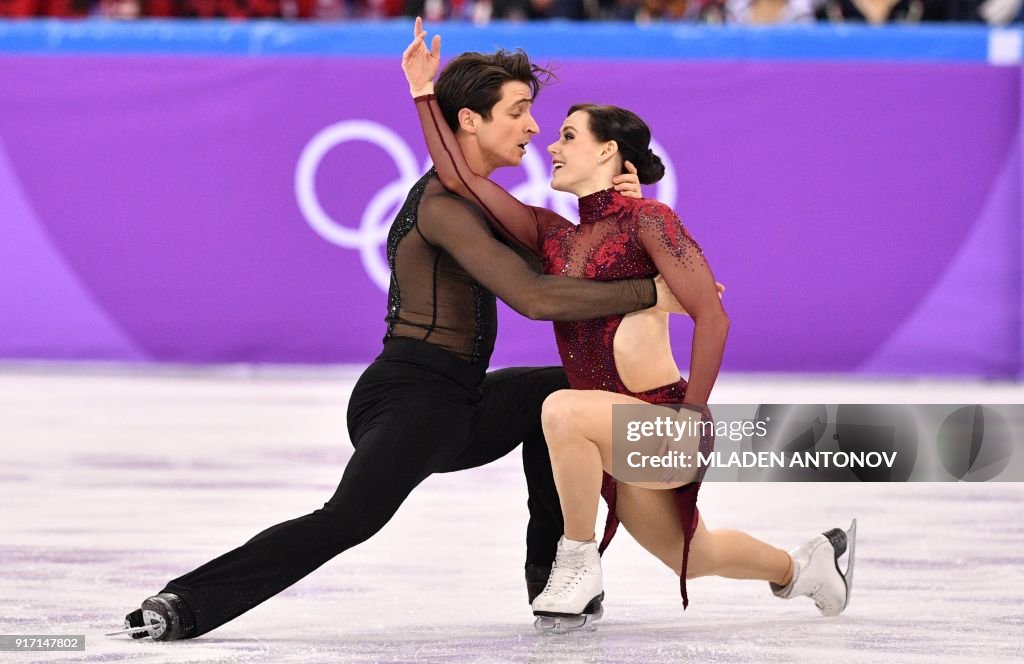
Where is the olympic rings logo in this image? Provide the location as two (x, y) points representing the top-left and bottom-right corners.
(295, 119), (678, 291)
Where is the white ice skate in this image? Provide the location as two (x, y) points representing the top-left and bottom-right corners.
(771, 519), (857, 617)
(532, 537), (605, 633)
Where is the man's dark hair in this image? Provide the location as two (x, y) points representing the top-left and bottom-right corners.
(434, 49), (554, 133)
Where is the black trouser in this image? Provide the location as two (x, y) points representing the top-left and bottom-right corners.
(161, 338), (567, 636)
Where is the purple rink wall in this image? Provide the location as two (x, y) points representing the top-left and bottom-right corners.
(0, 22), (1021, 376)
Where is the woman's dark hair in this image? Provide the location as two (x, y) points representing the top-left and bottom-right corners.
(567, 104), (665, 185)
(435, 49), (554, 133)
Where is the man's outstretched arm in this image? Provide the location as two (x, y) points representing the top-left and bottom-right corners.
(419, 193), (655, 321)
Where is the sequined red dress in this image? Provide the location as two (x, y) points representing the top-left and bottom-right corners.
(415, 95), (723, 608)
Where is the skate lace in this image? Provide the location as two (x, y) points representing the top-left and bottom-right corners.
(808, 585), (834, 613)
(542, 549), (588, 598)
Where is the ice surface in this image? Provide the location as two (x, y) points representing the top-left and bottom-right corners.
(0, 367), (1021, 663)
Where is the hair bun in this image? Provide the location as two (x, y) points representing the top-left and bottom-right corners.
(636, 148), (665, 185)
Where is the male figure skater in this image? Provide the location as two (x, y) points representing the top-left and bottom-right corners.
(116, 42), (681, 641)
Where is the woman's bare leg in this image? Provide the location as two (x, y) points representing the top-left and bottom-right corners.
(540, 389), (694, 542)
(539, 389), (858, 617)
(689, 518), (792, 584)
(541, 389), (790, 585)
(533, 389), (694, 622)
(613, 483), (687, 573)
(614, 483), (791, 584)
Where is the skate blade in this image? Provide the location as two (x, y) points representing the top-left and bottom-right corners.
(840, 518), (857, 610)
(105, 624), (159, 638)
(107, 609), (168, 640)
(533, 606), (603, 634)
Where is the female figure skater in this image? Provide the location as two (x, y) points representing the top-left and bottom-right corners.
(402, 20), (856, 632)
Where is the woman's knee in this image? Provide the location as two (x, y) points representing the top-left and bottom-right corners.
(541, 389), (583, 442)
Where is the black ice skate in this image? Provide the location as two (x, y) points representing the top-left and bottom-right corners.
(771, 519), (857, 616)
(106, 592), (197, 641)
(526, 563), (551, 604)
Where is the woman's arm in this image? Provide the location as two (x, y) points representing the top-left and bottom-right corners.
(402, 20), (646, 253)
(402, 20), (549, 254)
(414, 94), (546, 253)
(636, 203), (730, 405)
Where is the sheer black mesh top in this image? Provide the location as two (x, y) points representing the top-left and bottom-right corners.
(384, 169), (495, 365)
(383, 167), (656, 365)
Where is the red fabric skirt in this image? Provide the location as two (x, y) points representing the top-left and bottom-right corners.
(595, 379), (714, 610)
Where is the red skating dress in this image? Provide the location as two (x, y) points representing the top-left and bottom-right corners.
(415, 95), (722, 608)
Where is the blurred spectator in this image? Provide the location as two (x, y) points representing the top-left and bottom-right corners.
(635, 0), (701, 20)
(405, 0), (587, 20)
(814, 0), (946, 22)
(979, 0), (1021, 21)
(0, 0), (88, 16)
(634, 0), (745, 20)
(0, 0), (404, 16)
(721, 0), (816, 22)
(406, 0), (483, 20)
(592, 0), (639, 18)
(169, 0), (279, 18)
(143, 0), (179, 15)
(5, 0), (1019, 19)
(99, 0), (140, 16)
(491, 0), (586, 18)
(157, 0), (403, 18)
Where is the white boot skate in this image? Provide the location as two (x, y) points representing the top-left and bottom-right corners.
(532, 537), (604, 633)
(771, 519), (857, 617)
